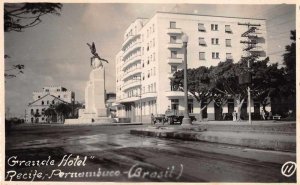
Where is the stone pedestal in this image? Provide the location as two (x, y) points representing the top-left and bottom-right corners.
(65, 67), (115, 124)
(85, 68), (107, 117)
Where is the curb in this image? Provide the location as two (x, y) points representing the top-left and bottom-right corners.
(130, 129), (296, 152)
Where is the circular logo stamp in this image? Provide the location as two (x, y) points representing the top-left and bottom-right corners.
(281, 161), (296, 177)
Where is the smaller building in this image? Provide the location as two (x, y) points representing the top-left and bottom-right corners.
(25, 86), (75, 123)
(106, 92), (117, 118)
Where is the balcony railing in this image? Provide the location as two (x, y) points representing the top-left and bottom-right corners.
(165, 90), (184, 97)
(166, 28), (182, 35)
(167, 57), (182, 64)
(122, 80), (141, 91)
(122, 42), (141, 61)
(122, 34), (140, 50)
(122, 55), (141, 71)
(122, 68), (142, 81)
(167, 42), (183, 49)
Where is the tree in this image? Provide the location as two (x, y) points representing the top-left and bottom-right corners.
(251, 58), (287, 115)
(44, 105), (57, 123)
(172, 67), (214, 121)
(210, 60), (243, 121)
(4, 3), (62, 32)
(4, 3), (62, 79)
(283, 30), (296, 86)
(54, 103), (72, 123)
(282, 30), (296, 114)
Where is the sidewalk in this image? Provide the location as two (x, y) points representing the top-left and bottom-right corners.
(130, 122), (296, 152)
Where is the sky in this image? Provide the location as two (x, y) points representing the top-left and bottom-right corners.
(4, 3), (296, 117)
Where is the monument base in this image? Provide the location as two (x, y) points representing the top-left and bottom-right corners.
(65, 117), (116, 124)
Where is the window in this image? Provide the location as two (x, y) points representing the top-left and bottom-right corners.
(38, 96), (41, 98)
(198, 23), (205, 32)
(57, 89), (60, 92)
(153, 38), (155, 47)
(225, 25), (232, 33)
(41, 101), (44, 105)
(199, 37), (206, 46)
(52, 100), (55, 104)
(226, 53), (233, 60)
(199, 52), (205, 60)
(171, 65), (177, 73)
(212, 38), (219, 45)
(171, 99), (179, 111)
(212, 52), (220, 59)
(211, 24), (218, 31)
(170, 21), (176, 29)
(47, 100), (49, 105)
(226, 39), (231, 47)
(170, 36), (177, 43)
(31, 109), (34, 114)
(171, 51), (177, 58)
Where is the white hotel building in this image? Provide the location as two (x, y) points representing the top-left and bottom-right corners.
(115, 12), (268, 122)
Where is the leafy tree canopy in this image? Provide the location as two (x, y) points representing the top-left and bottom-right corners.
(4, 3), (62, 32)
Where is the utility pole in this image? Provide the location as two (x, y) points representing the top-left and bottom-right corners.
(139, 76), (142, 123)
(181, 33), (192, 126)
(238, 22), (261, 125)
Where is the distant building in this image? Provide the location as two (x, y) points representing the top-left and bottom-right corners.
(115, 11), (268, 122)
(25, 86), (75, 123)
(106, 92), (117, 118)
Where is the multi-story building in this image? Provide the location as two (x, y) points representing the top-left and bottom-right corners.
(25, 86), (75, 123)
(115, 12), (268, 122)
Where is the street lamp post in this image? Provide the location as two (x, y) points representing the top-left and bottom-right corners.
(181, 33), (192, 126)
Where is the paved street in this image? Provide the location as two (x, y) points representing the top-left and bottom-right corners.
(5, 124), (296, 182)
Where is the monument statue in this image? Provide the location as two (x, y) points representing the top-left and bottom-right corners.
(64, 43), (115, 124)
(87, 42), (108, 69)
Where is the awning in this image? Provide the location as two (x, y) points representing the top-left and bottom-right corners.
(198, 24), (206, 31)
(225, 26), (232, 33)
(199, 38), (206, 45)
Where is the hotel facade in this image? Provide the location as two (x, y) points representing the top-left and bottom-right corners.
(115, 12), (268, 123)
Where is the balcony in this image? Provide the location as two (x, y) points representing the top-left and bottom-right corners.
(165, 90), (184, 97)
(166, 28), (182, 35)
(167, 42), (183, 49)
(122, 55), (141, 71)
(167, 57), (182, 64)
(141, 92), (157, 99)
(119, 96), (140, 103)
(249, 46), (264, 52)
(122, 80), (141, 91)
(122, 34), (140, 50)
(122, 42), (141, 61)
(122, 68), (142, 81)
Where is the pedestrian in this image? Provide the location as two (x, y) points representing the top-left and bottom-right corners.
(232, 110), (237, 121)
(151, 113), (156, 125)
(261, 109), (265, 120)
